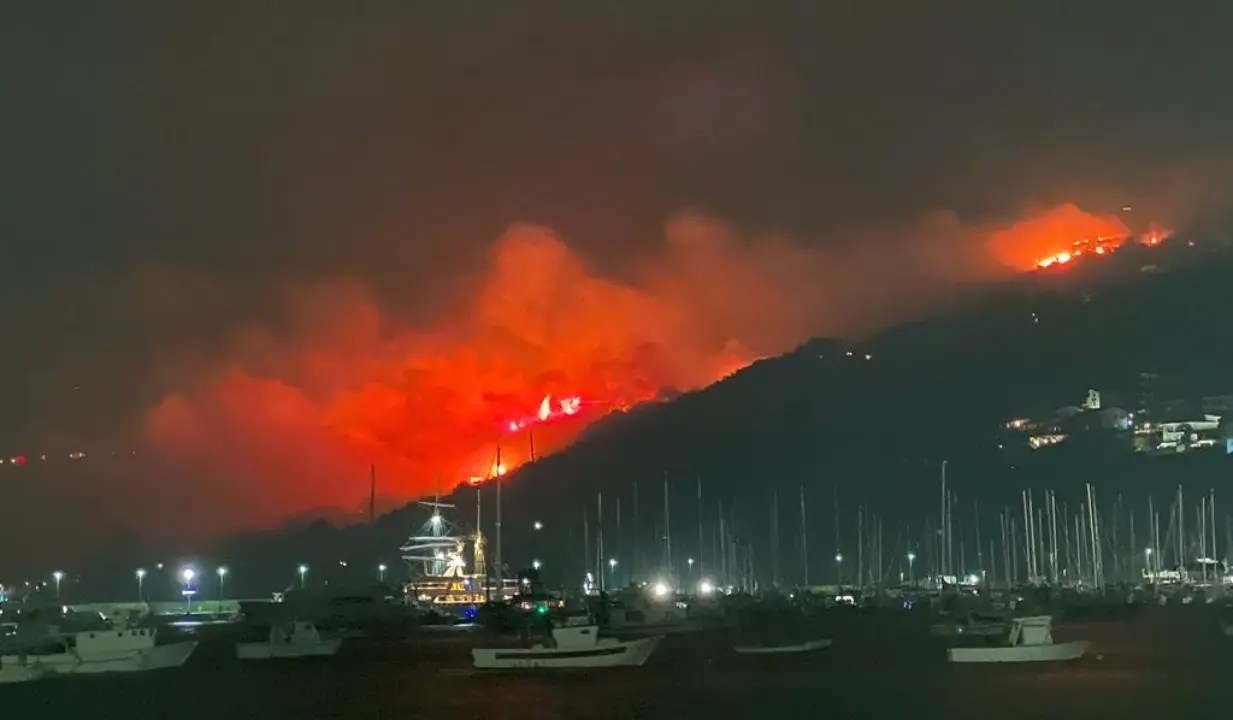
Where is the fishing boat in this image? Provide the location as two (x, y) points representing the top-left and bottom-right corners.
(471, 621), (661, 669)
(733, 638), (832, 654)
(236, 620), (342, 660)
(1, 626), (197, 675)
(947, 615), (1089, 663)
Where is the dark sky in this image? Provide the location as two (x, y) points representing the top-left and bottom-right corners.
(2, 2), (1233, 569)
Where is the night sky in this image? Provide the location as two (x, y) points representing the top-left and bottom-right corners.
(2, 3), (1232, 572)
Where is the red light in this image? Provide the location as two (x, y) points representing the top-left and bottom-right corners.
(14, 456), (25, 466)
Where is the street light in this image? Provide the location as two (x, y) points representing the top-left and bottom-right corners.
(532, 559), (542, 570)
(136, 568), (146, 601)
(216, 567), (228, 611)
(533, 521), (543, 531)
(378, 563), (387, 583)
(1144, 547), (1154, 578)
(181, 567), (196, 613)
(608, 558), (618, 587)
(834, 553), (843, 586)
(52, 571), (64, 599)
(298, 564), (308, 588)
(687, 557), (695, 579)
(907, 551), (916, 586)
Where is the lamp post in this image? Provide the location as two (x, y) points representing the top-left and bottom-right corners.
(834, 553), (844, 586)
(1144, 547), (1154, 579)
(181, 568), (196, 613)
(907, 552), (916, 586)
(52, 571), (64, 599)
(136, 568), (146, 601)
(532, 559), (542, 570)
(298, 564), (308, 589)
(216, 567), (228, 612)
(687, 557), (695, 582)
(378, 563), (387, 583)
(608, 558), (618, 587)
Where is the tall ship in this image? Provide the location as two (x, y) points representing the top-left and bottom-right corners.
(400, 487), (519, 611)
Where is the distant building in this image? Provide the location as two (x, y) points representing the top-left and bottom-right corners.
(1201, 393), (1233, 414)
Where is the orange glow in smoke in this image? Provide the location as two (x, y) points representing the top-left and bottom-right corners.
(139, 205), (1176, 534)
(981, 203), (1173, 271)
(143, 221), (759, 529)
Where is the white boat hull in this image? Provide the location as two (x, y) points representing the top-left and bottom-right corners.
(236, 637), (342, 660)
(472, 636), (661, 669)
(948, 640), (1090, 663)
(734, 639), (832, 654)
(1, 640), (197, 675)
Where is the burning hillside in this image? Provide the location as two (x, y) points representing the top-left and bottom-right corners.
(138, 204), (1175, 533)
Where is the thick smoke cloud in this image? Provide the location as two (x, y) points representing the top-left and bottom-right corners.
(132, 203), (1139, 538)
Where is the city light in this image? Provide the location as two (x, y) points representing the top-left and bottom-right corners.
(651, 581), (669, 598)
(533, 521), (543, 531)
(698, 580), (715, 596)
(181, 568), (196, 584)
(532, 559), (542, 570)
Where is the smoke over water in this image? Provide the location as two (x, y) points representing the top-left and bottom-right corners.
(137, 203), (1159, 533)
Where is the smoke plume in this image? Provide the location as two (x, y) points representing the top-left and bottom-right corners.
(130, 202), (1150, 536)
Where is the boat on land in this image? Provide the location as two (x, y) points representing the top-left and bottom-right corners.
(947, 615), (1089, 663)
(733, 638), (832, 654)
(472, 621), (661, 669)
(236, 620), (342, 660)
(1, 626), (197, 676)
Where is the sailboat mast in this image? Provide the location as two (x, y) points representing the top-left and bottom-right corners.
(696, 476), (704, 580)
(494, 446), (503, 595)
(940, 461), (948, 577)
(597, 491), (605, 592)
(663, 473), (672, 584)
(770, 489), (780, 588)
(800, 486), (809, 586)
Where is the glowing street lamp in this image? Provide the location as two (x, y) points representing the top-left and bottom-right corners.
(298, 564), (308, 588)
(52, 571), (64, 599)
(834, 553), (844, 586)
(533, 521), (543, 531)
(135, 568), (146, 601)
(216, 567), (228, 609)
(378, 563), (387, 583)
(180, 567), (196, 613)
(532, 559), (542, 570)
(687, 557), (695, 579)
(907, 551), (916, 585)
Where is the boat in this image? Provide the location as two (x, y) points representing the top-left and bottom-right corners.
(1, 626), (197, 675)
(401, 486), (519, 612)
(947, 615), (1089, 663)
(236, 620), (342, 660)
(471, 622), (661, 669)
(239, 584), (414, 633)
(929, 612), (1010, 638)
(733, 638), (832, 654)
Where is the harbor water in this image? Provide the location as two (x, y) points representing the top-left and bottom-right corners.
(2, 607), (1231, 718)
